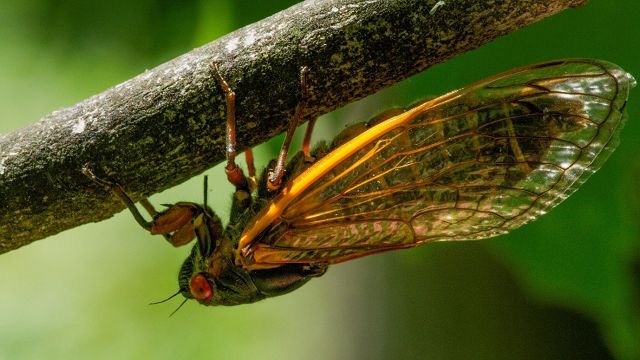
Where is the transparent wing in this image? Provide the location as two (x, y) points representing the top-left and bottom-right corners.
(246, 59), (634, 267)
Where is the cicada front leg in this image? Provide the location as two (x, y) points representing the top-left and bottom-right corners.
(82, 165), (200, 247)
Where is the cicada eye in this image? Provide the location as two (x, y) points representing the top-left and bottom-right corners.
(189, 273), (213, 302)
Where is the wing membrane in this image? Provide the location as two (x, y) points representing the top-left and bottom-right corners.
(243, 59), (634, 267)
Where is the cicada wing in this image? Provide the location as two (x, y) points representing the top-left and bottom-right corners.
(244, 59), (634, 267)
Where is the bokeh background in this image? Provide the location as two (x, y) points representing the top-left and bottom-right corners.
(1, 1), (638, 359)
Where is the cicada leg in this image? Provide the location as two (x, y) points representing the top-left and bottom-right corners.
(82, 164), (198, 247)
(82, 164), (153, 232)
(212, 61), (249, 191)
(212, 63), (314, 192)
(244, 148), (258, 192)
(301, 116), (317, 163)
(139, 198), (159, 217)
(267, 66), (311, 191)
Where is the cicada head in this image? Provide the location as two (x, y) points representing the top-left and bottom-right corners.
(168, 197), (267, 306)
(176, 235), (329, 306)
(176, 232), (271, 306)
(177, 247), (211, 303)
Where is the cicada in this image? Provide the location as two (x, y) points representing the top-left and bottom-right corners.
(85, 59), (634, 307)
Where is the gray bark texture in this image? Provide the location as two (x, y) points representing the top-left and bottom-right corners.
(0, 0), (588, 253)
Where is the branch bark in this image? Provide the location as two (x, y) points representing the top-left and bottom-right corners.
(0, 0), (588, 253)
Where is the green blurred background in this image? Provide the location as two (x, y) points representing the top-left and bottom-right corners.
(1, 1), (638, 359)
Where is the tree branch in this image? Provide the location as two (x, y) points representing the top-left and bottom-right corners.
(0, 0), (587, 253)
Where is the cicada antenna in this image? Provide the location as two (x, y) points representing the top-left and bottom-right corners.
(169, 298), (189, 317)
(149, 289), (182, 305)
(149, 289), (189, 317)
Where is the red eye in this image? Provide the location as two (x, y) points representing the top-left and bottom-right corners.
(189, 274), (212, 302)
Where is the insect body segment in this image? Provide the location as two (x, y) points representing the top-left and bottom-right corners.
(86, 59), (633, 307)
